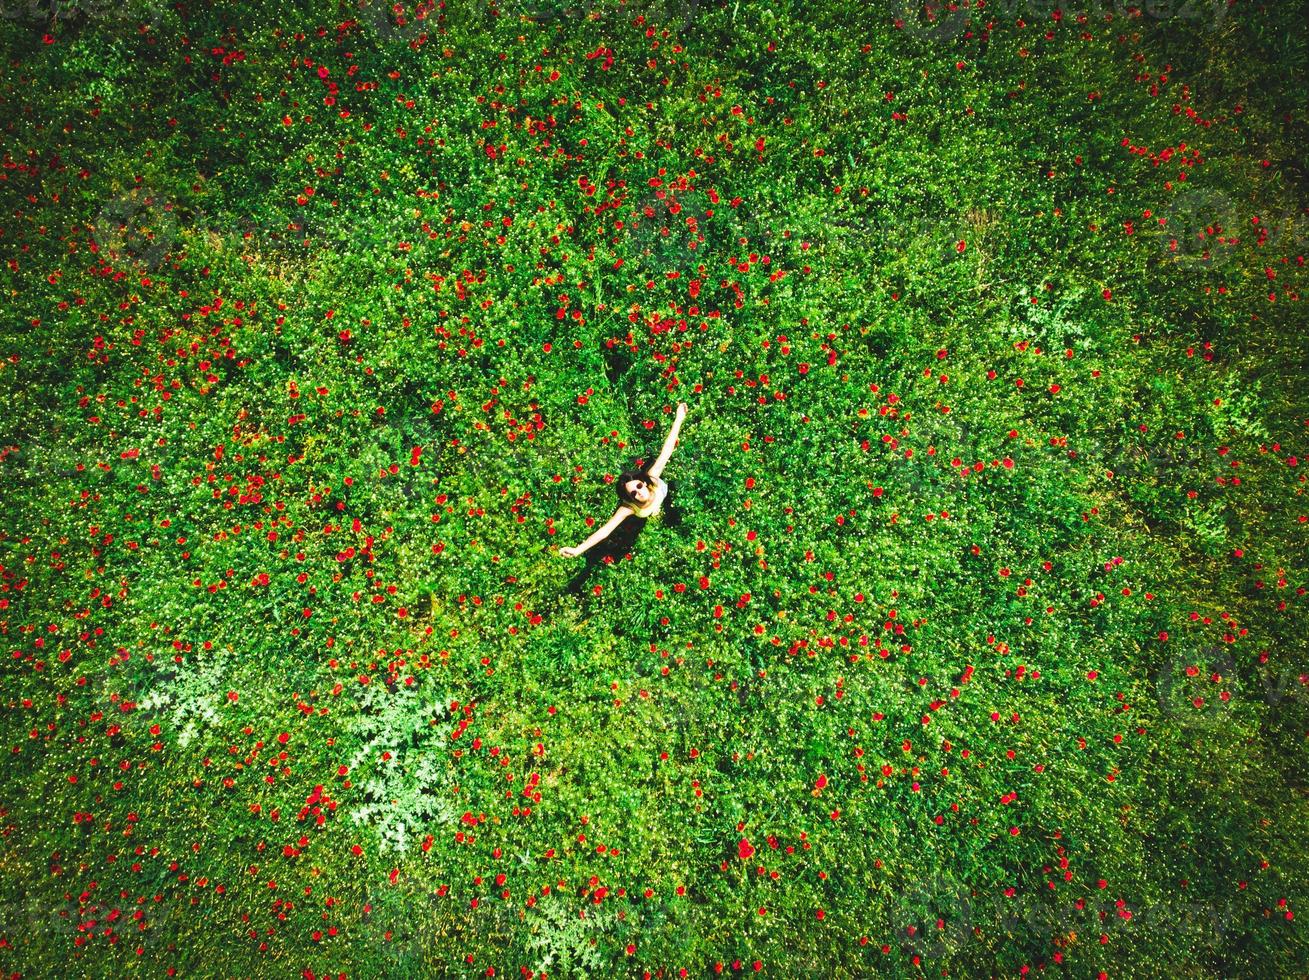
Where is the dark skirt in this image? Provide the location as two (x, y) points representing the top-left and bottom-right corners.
(562, 479), (682, 597)
(563, 513), (647, 596)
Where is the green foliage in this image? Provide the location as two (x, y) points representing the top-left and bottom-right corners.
(0, 0), (1306, 977)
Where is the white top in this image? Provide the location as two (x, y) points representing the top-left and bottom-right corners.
(626, 475), (668, 519)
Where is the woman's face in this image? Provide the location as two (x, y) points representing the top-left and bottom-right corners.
(625, 478), (652, 504)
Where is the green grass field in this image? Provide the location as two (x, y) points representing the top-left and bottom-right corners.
(1, 0), (1307, 976)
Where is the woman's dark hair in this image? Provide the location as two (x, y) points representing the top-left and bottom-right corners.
(616, 467), (653, 506)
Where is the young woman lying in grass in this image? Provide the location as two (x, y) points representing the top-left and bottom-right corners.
(557, 401), (688, 574)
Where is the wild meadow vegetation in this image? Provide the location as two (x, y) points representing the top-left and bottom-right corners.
(0, 0), (1306, 976)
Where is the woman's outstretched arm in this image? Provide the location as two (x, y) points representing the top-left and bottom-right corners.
(559, 506), (632, 558)
(647, 401), (688, 479)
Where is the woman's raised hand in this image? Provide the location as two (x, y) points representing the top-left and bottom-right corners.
(676, 401), (688, 420)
